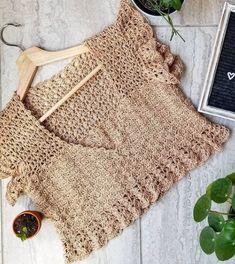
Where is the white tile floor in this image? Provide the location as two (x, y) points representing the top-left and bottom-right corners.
(1, 0), (235, 263)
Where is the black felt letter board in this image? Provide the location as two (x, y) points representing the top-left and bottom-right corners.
(208, 12), (235, 112)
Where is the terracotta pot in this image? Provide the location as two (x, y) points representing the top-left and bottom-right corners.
(12, 210), (43, 239)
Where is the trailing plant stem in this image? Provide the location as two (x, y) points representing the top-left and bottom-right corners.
(210, 210), (235, 216)
(146, 0), (185, 41)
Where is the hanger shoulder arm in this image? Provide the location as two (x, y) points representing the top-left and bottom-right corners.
(16, 44), (90, 101)
(28, 44), (90, 66)
(16, 49), (39, 100)
(17, 64), (38, 101)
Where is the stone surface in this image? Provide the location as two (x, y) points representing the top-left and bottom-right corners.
(1, 1), (235, 264)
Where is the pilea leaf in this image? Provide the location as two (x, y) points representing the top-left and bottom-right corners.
(215, 228), (235, 261)
(226, 172), (235, 184)
(193, 194), (211, 222)
(208, 213), (225, 232)
(199, 226), (215, 255)
(223, 220), (235, 241)
(206, 183), (212, 197)
(211, 178), (232, 203)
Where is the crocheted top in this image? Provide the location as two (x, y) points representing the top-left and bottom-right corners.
(0, 0), (230, 263)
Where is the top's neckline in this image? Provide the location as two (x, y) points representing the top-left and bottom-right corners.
(1, 0), (153, 148)
(1, 93), (96, 149)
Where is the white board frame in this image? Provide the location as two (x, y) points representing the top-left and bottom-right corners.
(198, 2), (235, 121)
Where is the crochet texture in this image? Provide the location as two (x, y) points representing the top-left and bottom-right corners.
(0, 0), (230, 263)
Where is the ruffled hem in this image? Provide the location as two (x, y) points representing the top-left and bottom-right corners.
(55, 123), (229, 264)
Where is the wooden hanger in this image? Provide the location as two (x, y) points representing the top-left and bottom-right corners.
(16, 45), (102, 122)
(1, 23), (102, 122)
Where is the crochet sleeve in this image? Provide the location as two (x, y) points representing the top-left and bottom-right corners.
(0, 153), (27, 206)
(4, 163), (27, 206)
(0, 156), (25, 205)
(117, 0), (184, 82)
(0, 103), (27, 205)
(0, 95), (64, 206)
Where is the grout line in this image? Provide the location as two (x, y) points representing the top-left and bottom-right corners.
(0, 45), (3, 264)
(139, 218), (143, 264)
(0, 182), (3, 264)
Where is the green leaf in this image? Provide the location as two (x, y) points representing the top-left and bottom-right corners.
(226, 172), (235, 184)
(170, 0), (182, 10)
(211, 178), (232, 203)
(223, 220), (235, 241)
(193, 194), (211, 222)
(215, 230), (235, 261)
(206, 183), (212, 197)
(15, 226), (28, 242)
(199, 226), (216, 254)
(161, 0), (172, 8)
(21, 233), (27, 242)
(208, 213), (225, 232)
(22, 226), (28, 234)
(16, 233), (27, 242)
(161, 0), (182, 10)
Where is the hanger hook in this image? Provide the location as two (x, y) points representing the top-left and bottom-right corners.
(0, 23), (25, 51)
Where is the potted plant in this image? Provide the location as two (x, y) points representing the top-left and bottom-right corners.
(193, 173), (235, 261)
(13, 210), (43, 241)
(131, 0), (185, 41)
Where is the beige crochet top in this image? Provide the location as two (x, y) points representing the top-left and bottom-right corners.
(0, 0), (230, 263)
